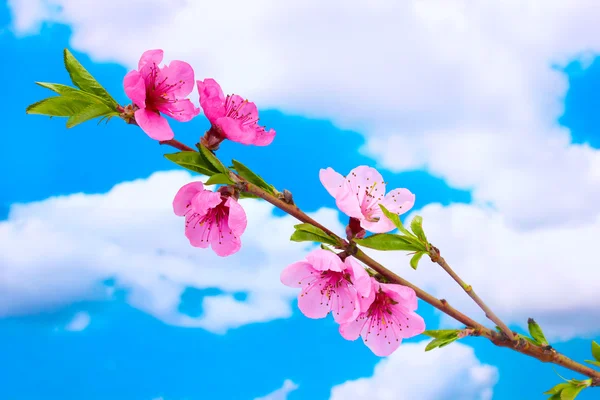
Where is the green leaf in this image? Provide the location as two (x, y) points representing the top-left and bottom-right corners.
(291, 224), (339, 246)
(410, 215), (428, 244)
(584, 359), (600, 367)
(425, 335), (459, 351)
(238, 192), (260, 199)
(409, 251), (425, 270)
(379, 204), (413, 237)
(205, 173), (235, 186)
(26, 96), (91, 117)
(66, 103), (116, 128)
(164, 152), (217, 176)
(198, 144), (229, 174)
(290, 230), (339, 246)
(354, 233), (426, 252)
(560, 384), (586, 400)
(592, 341), (600, 362)
(63, 49), (118, 108)
(35, 82), (110, 105)
(422, 329), (460, 339)
(527, 318), (549, 346)
(232, 160), (275, 194)
(544, 383), (571, 395)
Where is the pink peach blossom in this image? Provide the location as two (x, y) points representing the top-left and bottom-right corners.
(320, 166), (415, 233)
(173, 182), (247, 257)
(281, 250), (372, 323)
(124, 49), (200, 141)
(197, 79), (275, 146)
(339, 278), (425, 356)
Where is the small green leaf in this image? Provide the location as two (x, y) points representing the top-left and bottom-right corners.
(66, 103), (116, 128)
(422, 329), (460, 339)
(290, 230), (339, 246)
(26, 96), (91, 117)
(164, 152), (217, 176)
(35, 82), (110, 105)
(527, 318), (549, 346)
(198, 144), (229, 174)
(232, 159), (275, 194)
(204, 173), (235, 186)
(592, 341), (600, 362)
(584, 359), (600, 367)
(379, 204), (413, 237)
(560, 384), (587, 400)
(410, 215), (428, 244)
(291, 224), (339, 246)
(63, 49), (117, 108)
(544, 383), (571, 395)
(425, 335), (459, 351)
(354, 233), (426, 252)
(409, 251), (425, 270)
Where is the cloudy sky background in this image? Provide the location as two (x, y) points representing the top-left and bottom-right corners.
(2, 0), (600, 399)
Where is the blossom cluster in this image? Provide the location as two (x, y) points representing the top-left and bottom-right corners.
(123, 49), (425, 357)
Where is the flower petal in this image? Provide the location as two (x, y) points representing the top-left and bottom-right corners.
(134, 109), (174, 141)
(331, 285), (360, 324)
(383, 283), (418, 311)
(214, 117), (257, 144)
(191, 190), (222, 216)
(391, 306), (426, 338)
(138, 49), (164, 74)
(123, 70), (146, 109)
(173, 182), (205, 216)
(197, 79), (225, 124)
(185, 214), (211, 249)
(379, 188), (416, 215)
(297, 282), (331, 319)
(280, 261), (315, 288)
(305, 249), (344, 272)
(253, 128), (276, 146)
(345, 257), (372, 298)
(225, 197), (248, 237)
(319, 167), (345, 198)
(339, 316), (366, 341)
(158, 98), (200, 122)
(362, 318), (403, 357)
(347, 165), (386, 212)
(162, 60), (195, 97)
(210, 216), (242, 257)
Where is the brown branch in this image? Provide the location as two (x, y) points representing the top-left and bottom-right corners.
(159, 139), (195, 152)
(428, 245), (515, 340)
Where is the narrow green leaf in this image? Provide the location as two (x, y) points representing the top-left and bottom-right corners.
(425, 335), (459, 351)
(548, 394), (562, 400)
(410, 251), (425, 270)
(422, 329), (460, 339)
(63, 49), (118, 107)
(232, 159), (275, 194)
(164, 152), (217, 176)
(293, 223), (338, 242)
(592, 341), (600, 362)
(198, 144), (229, 174)
(584, 359), (600, 367)
(560, 384), (586, 400)
(204, 173), (235, 186)
(35, 82), (110, 105)
(528, 318), (549, 346)
(66, 103), (116, 128)
(354, 233), (426, 251)
(544, 383), (570, 395)
(410, 215), (428, 244)
(290, 230), (339, 246)
(26, 96), (91, 117)
(379, 204), (413, 237)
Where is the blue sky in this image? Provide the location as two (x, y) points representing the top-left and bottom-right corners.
(2, 2), (600, 399)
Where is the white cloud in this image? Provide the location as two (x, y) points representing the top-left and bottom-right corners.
(65, 311), (91, 331)
(0, 171), (344, 333)
(254, 380), (298, 400)
(330, 340), (497, 400)
(367, 204), (600, 340)
(8, 0), (600, 229)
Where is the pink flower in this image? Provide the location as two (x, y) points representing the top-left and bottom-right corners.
(280, 249), (372, 323)
(124, 49), (200, 141)
(320, 166), (415, 233)
(173, 182), (247, 257)
(339, 278), (425, 357)
(197, 78), (275, 147)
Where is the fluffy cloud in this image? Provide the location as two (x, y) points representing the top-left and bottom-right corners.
(330, 340), (497, 400)
(366, 204), (600, 340)
(64, 311), (91, 331)
(8, 0), (600, 229)
(0, 171), (344, 332)
(254, 380), (298, 400)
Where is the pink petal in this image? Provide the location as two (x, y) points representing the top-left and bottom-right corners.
(134, 109), (174, 141)
(162, 60), (195, 97)
(191, 191), (222, 216)
(210, 217), (242, 257)
(197, 79), (226, 124)
(345, 257), (372, 298)
(392, 306), (426, 337)
(379, 188), (416, 215)
(157, 98), (200, 123)
(334, 187), (364, 219)
(357, 279), (377, 312)
(123, 70), (146, 109)
(331, 285), (360, 324)
(297, 281), (331, 319)
(305, 249), (344, 272)
(225, 197), (248, 237)
(215, 117), (257, 144)
(360, 214), (396, 234)
(185, 215), (211, 249)
(362, 319), (404, 357)
(319, 167), (345, 198)
(383, 283), (418, 311)
(280, 261), (316, 288)
(346, 165), (386, 212)
(252, 128), (276, 146)
(138, 49), (164, 73)
(339, 316), (366, 341)
(173, 182), (205, 216)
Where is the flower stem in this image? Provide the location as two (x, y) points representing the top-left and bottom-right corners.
(159, 139), (195, 152)
(428, 245), (515, 340)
